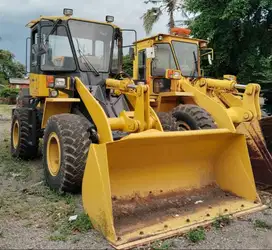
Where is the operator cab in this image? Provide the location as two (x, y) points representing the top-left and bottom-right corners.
(27, 9), (122, 93)
(26, 9), (137, 134)
(131, 28), (213, 95)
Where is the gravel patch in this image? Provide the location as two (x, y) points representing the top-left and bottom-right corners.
(0, 218), (112, 249)
(168, 210), (272, 249)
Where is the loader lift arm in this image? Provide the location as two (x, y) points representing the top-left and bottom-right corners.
(75, 77), (162, 143)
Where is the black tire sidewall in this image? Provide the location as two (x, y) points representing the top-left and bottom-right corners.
(172, 111), (199, 130)
(43, 119), (65, 190)
(11, 111), (22, 157)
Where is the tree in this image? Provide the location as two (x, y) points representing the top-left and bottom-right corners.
(0, 50), (25, 85)
(122, 55), (133, 76)
(142, 0), (187, 35)
(184, 0), (272, 85)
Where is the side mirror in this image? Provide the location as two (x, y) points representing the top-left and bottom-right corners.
(208, 54), (212, 65)
(129, 47), (135, 60)
(200, 48), (213, 65)
(146, 47), (155, 59)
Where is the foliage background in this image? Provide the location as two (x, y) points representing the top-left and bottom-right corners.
(0, 50), (25, 85)
(140, 0), (272, 87)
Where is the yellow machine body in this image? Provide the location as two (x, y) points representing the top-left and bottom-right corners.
(132, 33), (272, 188)
(82, 128), (265, 248)
(21, 15), (267, 249)
(72, 77), (264, 249)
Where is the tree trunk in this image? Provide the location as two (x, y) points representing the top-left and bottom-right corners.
(167, 0), (177, 32)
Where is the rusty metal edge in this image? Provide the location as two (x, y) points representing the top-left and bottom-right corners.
(110, 205), (267, 250)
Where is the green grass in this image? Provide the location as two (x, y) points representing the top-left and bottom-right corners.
(68, 213), (93, 232)
(186, 227), (206, 243)
(0, 135), (91, 243)
(49, 233), (68, 241)
(0, 138), (78, 229)
(0, 139), (34, 180)
(151, 240), (173, 250)
(254, 219), (272, 230)
(0, 104), (14, 119)
(212, 215), (232, 229)
(49, 213), (92, 241)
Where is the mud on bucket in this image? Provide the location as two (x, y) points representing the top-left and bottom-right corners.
(82, 128), (264, 249)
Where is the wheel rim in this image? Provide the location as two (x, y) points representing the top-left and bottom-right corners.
(176, 121), (192, 131)
(13, 120), (19, 149)
(47, 132), (61, 176)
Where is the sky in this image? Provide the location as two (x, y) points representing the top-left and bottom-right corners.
(0, 0), (184, 65)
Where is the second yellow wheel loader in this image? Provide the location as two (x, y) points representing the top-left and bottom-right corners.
(130, 27), (272, 189)
(11, 10), (266, 249)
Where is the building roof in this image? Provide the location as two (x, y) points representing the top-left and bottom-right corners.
(9, 78), (30, 85)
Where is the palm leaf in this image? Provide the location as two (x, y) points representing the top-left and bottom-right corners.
(141, 7), (163, 34)
(166, 0), (177, 30)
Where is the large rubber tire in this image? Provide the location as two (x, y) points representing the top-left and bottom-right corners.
(172, 104), (217, 130)
(11, 109), (39, 159)
(43, 114), (91, 193)
(156, 112), (177, 131)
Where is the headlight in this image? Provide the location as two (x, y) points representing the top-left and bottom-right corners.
(166, 69), (182, 80)
(63, 8), (73, 17)
(50, 89), (59, 97)
(54, 78), (66, 89)
(106, 15), (114, 23)
(158, 35), (163, 41)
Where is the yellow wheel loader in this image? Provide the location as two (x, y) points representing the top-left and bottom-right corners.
(130, 27), (272, 189)
(11, 11), (266, 249)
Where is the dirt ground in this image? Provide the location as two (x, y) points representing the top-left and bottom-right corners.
(1, 104), (272, 250)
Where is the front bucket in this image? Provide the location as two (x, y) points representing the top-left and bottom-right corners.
(260, 116), (272, 153)
(236, 118), (272, 188)
(82, 129), (265, 249)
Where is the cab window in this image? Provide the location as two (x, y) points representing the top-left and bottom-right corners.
(40, 26), (76, 71)
(152, 44), (176, 76)
(138, 50), (146, 80)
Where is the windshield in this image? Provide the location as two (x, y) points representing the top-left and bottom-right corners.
(152, 44), (176, 76)
(172, 41), (199, 77)
(68, 20), (114, 72)
(40, 25), (76, 71)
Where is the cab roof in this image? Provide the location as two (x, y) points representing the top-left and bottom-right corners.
(135, 33), (207, 44)
(26, 15), (119, 29)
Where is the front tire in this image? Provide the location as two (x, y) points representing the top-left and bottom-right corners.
(43, 114), (91, 193)
(11, 109), (39, 159)
(172, 104), (217, 130)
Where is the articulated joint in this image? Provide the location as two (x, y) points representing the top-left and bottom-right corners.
(227, 107), (254, 123)
(106, 78), (140, 93)
(244, 83), (261, 95)
(108, 111), (139, 132)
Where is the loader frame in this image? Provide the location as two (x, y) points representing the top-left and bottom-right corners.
(131, 33), (261, 125)
(130, 30), (272, 188)
(10, 13), (267, 249)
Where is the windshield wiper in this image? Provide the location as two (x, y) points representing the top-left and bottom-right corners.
(190, 51), (198, 78)
(75, 38), (100, 76)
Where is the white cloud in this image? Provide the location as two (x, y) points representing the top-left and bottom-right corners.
(0, 0), (173, 62)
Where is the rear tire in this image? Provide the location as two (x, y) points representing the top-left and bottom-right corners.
(11, 109), (39, 159)
(43, 114), (92, 193)
(156, 112), (177, 131)
(172, 104), (217, 130)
